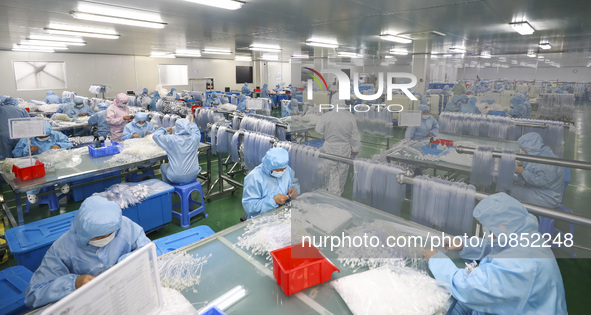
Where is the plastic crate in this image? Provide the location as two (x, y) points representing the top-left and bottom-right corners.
(153, 225), (214, 256)
(12, 160), (45, 181)
(88, 141), (122, 157)
(70, 170), (122, 202)
(121, 179), (174, 234)
(488, 110), (506, 116)
(5, 211), (78, 272)
(201, 306), (227, 315)
(301, 139), (325, 148)
(432, 139), (454, 147)
(0, 266), (33, 315)
(270, 243), (339, 296)
(421, 145), (449, 156)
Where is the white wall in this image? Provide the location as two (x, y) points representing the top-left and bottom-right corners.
(0, 51), (259, 100)
(459, 66), (591, 82)
(265, 61), (291, 88)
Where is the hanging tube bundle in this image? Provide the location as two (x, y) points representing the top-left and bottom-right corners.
(470, 146), (495, 187)
(352, 158), (406, 216)
(496, 149), (516, 192)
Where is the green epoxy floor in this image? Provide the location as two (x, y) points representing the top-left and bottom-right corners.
(1, 106), (590, 314)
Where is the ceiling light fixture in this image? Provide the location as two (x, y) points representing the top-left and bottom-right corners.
(291, 53), (309, 59)
(305, 40), (339, 48)
(28, 34), (86, 45)
(45, 24), (120, 39)
(337, 52), (362, 58)
(379, 34), (413, 44)
(202, 48), (233, 55)
(260, 54), (279, 61)
(510, 21), (535, 35)
(449, 47), (466, 53)
(234, 55), (252, 61)
(150, 51), (175, 58)
(539, 42), (552, 50)
(72, 2), (166, 29)
(249, 44), (281, 52)
(175, 49), (201, 57)
(19, 40), (69, 49)
(390, 48), (408, 56)
(184, 0), (244, 10)
(12, 44), (55, 53)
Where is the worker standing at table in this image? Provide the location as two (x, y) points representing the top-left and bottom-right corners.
(106, 93), (134, 142)
(24, 196), (150, 308)
(405, 105), (439, 141)
(242, 148), (299, 220)
(0, 97), (30, 159)
(241, 82), (252, 96)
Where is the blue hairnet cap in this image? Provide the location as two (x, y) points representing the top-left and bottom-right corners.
(451, 95), (460, 103)
(135, 112), (148, 122)
(43, 121), (52, 135)
(262, 148), (289, 174)
(518, 132), (544, 153)
(263, 83), (268, 88)
(97, 102), (108, 110)
(460, 95), (469, 102)
(244, 82), (248, 85)
(153, 91), (160, 98)
(418, 105), (430, 112)
(212, 92), (218, 97)
(474, 192), (538, 236)
(171, 88), (177, 92)
(46, 91), (54, 96)
(74, 96), (84, 105)
(175, 118), (191, 135)
(469, 97), (477, 105)
(0, 95), (7, 103)
(73, 196), (122, 246)
(143, 88), (148, 93)
(6, 97), (19, 106)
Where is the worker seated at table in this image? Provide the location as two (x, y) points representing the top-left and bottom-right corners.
(444, 95), (462, 112)
(241, 82), (252, 96)
(66, 97), (94, 136)
(422, 193), (567, 315)
(274, 83), (282, 93)
(55, 101), (74, 114)
(511, 132), (565, 208)
(242, 148), (300, 220)
(460, 96), (481, 114)
(260, 83), (270, 98)
(138, 88), (152, 109)
(167, 87), (181, 100)
(88, 102), (110, 139)
(24, 196), (151, 309)
(106, 93), (134, 142)
(204, 92), (222, 107)
(281, 98), (300, 117)
(1, 97), (30, 160)
(44, 91), (61, 104)
(121, 112), (155, 140)
(405, 105), (439, 141)
(153, 117), (202, 185)
(149, 91), (161, 112)
(442, 85), (451, 95)
(507, 96), (527, 119)
(13, 121), (73, 203)
(236, 94), (254, 113)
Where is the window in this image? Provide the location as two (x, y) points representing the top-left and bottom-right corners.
(158, 64), (188, 86)
(13, 61), (67, 91)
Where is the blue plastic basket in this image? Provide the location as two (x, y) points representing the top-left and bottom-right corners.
(154, 225), (215, 256)
(0, 266), (33, 315)
(201, 306), (227, 315)
(488, 110), (506, 116)
(421, 145), (449, 156)
(88, 141), (122, 157)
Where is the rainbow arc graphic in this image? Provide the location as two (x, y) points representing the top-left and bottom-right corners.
(302, 67), (328, 90)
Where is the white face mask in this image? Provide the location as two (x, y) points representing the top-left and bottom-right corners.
(88, 232), (116, 247)
(119, 102), (127, 107)
(36, 136), (50, 141)
(137, 122), (145, 127)
(271, 170), (284, 178)
(422, 114), (429, 120)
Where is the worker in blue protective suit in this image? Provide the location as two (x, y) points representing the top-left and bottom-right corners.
(0, 97), (30, 159)
(511, 132), (565, 208)
(55, 102), (74, 114)
(149, 91), (161, 112)
(405, 105), (439, 140)
(236, 94), (254, 113)
(260, 83), (269, 98)
(208, 92), (222, 107)
(423, 193), (567, 315)
(167, 88), (181, 100)
(88, 103), (111, 139)
(452, 80), (467, 95)
(242, 148), (300, 219)
(281, 98), (300, 117)
(13, 121), (72, 203)
(137, 88), (152, 109)
(121, 112), (155, 140)
(507, 96), (527, 118)
(241, 82), (252, 96)
(66, 97), (93, 118)
(442, 85), (451, 95)
(153, 118), (202, 185)
(460, 97), (481, 114)
(274, 83), (282, 93)
(444, 95), (462, 112)
(554, 88), (564, 94)
(459, 94), (469, 104)
(24, 196), (151, 309)
(517, 93), (532, 118)
(44, 91), (61, 104)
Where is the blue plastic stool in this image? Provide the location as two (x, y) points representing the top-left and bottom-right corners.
(25, 186), (63, 213)
(171, 181), (207, 228)
(0, 266), (33, 315)
(153, 225), (215, 256)
(125, 168), (155, 182)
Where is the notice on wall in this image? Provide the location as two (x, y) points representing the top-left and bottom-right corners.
(398, 110), (421, 127)
(9, 117), (46, 139)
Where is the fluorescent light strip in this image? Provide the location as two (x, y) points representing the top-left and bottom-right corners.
(45, 28), (120, 39)
(390, 48), (408, 56)
(291, 54), (309, 59)
(235, 56), (252, 61)
(539, 42), (552, 50)
(305, 41), (338, 48)
(15, 43), (67, 50)
(380, 34), (412, 44)
(71, 11), (166, 29)
(449, 47), (466, 53)
(249, 45), (281, 52)
(25, 38), (86, 46)
(261, 54), (278, 60)
(28, 34), (85, 43)
(19, 40), (69, 48)
(175, 49), (201, 57)
(337, 52), (361, 58)
(202, 49), (232, 55)
(12, 44), (55, 52)
(185, 0), (244, 10)
(150, 52), (175, 58)
(510, 21), (535, 35)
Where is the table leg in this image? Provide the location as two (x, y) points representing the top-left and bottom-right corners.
(15, 192), (24, 226)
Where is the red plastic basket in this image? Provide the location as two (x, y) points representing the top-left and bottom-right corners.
(12, 160), (45, 181)
(270, 243), (340, 296)
(433, 139), (454, 147)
